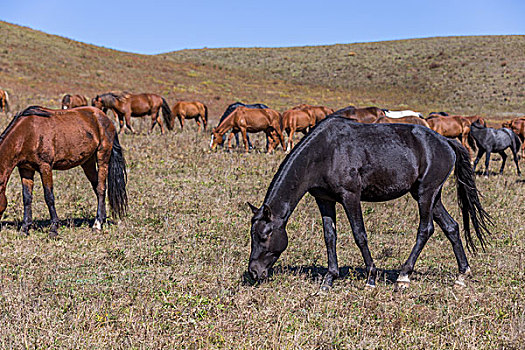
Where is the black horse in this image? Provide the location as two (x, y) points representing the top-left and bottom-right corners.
(470, 121), (521, 176)
(429, 111), (449, 117)
(216, 102), (269, 149)
(248, 116), (491, 291)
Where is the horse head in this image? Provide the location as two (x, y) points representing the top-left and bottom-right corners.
(210, 128), (223, 150)
(247, 202), (288, 282)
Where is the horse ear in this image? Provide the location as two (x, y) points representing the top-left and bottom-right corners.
(263, 204), (272, 221)
(247, 202), (258, 214)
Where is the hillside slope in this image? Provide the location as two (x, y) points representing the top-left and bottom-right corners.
(0, 21), (349, 119)
(165, 36), (525, 115)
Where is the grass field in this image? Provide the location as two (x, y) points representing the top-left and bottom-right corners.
(0, 21), (524, 349)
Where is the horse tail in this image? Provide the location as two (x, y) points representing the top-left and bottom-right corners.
(108, 133), (128, 219)
(161, 97), (174, 131)
(447, 139), (492, 253)
(467, 129), (477, 153)
(203, 103), (208, 130)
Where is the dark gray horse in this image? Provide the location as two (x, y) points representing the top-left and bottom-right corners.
(470, 121), (521, 176)
(216, 102), (269, 149)
(248, 116), (491, 291)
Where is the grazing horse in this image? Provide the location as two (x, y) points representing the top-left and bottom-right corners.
(293, 104), (334, 123)
(215, 102), (269, 149)
(210, 107), (284, 153)
(0, 89), (9, 114)
(248, 117), (491, 291)
(383, 109), (423, 119)
(171, 101), (208, 131)
(470, 122), (521, 176)
(282, 107), (316, 151)
(91, 92), (173, 134)
(61, 94), (88, 109)
(332, 106), (385, 123)
(426, 116), (474, 153)
(375, 115), (430, 128)
(502, 118), (525, 158)
(0, 106), (128, 237)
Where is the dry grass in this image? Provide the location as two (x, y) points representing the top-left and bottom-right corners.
(0, 21), (524, 349)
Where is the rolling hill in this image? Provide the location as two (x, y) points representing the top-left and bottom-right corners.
(1, 20), (523, 119)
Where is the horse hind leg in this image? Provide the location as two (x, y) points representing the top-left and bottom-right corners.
(397, 188), (438, 289)
(509, 145), (521, 175)
(39, 165), (60, 237)
(81, 156), (107, 231)
(484, 151), (492, 176)
(498, 151), (507, 175)
(432, 198), (471, 286)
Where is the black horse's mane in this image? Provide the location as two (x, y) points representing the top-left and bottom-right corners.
(0, 106), (52, 143)
(263, 115), (346, 203)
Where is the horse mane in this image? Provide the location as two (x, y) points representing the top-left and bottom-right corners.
(0, 106), (52, 143)
(99, 91), (130, 105)
(263, 116), (342, 203)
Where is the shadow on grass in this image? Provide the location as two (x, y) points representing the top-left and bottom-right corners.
(242, 264), (401, 286)
(0, 217), (116, 231)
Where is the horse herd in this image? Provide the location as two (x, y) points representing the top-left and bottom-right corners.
(0, 87), (523, 291)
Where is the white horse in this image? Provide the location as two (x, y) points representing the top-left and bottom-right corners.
(383, 109), (423, 119)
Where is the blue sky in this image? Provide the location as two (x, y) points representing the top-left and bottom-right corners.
(2, 1), (524, 54)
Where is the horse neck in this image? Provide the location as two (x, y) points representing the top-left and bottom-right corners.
(216, 114), (235, 134)
(264, 147), (318, 224)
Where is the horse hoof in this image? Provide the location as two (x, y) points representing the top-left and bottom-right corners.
(365, 283), (376, 290)
(320, 284), (332, 293)
(395, 281), (410, 291)
(454, 279), (467, 288)
(48, 231), (58, 239)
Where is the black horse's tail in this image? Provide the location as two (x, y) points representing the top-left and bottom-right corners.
(108, 133), (128, 219)
(448, 139), (492, 253)
(203, 104), (208, 130)
(161, 97), (174, 131)
(510, 130), (522, 157)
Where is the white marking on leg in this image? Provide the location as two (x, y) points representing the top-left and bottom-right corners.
(92, 219), (102, 230)
(331, 222), (335, 230)
(396, 274), (410, 283)
(62, 106), (68, 109)
(209, 135), (214, 148)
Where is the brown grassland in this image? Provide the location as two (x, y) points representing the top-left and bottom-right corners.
(0, 21), (524, 349)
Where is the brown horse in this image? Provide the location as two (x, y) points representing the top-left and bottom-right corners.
(92, 92), (173, 134)
(282, 107), (316, 151)
(171, 101), (208, 131)
(293, 104), (335, 123)
(62, 94), (88, 109)
(0, 89), (9, 114)
(375, 115), (430, 128)
(427, 116), (474, 153)
(503, 117), (525, 158)
(0, 106), (128, 237)
(210, 107), (284, 153)
(333, 106), (385, 123)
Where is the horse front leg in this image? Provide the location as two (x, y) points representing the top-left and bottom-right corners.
(241, 128), (249, 152)
(40, 165), (59, 237)
(473, 149), (485, 173)
(315, 198), (339, 291)
(484, 151), (492, 176)
(18, 168), (35, 235)
(124, 113), (135, 134)
(341, 191), (377, 288)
